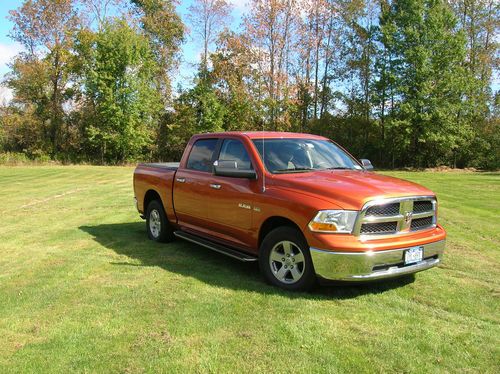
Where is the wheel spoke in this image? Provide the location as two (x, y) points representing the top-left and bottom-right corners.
(282, 241), (292, 256)
(290, 267), (302, 281)
(276, 266), (288, 280)
(270, 251), (284, 263)
(293, 252), (305, 264)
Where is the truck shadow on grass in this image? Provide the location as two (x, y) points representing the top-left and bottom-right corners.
(79, 222), (415, 299)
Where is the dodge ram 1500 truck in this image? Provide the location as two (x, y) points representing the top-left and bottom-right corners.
(133, 132), (446, 291)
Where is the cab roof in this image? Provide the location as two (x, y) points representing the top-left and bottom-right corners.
(195, 131), (328, 140)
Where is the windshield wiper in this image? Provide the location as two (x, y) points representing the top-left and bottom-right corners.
(274, 167), (315, 173)
(325, 167), (353, 170)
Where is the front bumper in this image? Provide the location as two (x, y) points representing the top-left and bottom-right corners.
(310, 239), (445, 281)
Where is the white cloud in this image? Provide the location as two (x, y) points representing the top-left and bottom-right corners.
(230, 0), (249, 13)
(0, 43), (23, 82)
(0, 85), (13, 106)
(0, 42), (24, 76)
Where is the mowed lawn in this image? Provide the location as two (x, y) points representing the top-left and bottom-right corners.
(0, 166), (498, 373)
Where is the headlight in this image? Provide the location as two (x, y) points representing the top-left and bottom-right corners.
(308, 210), (358, 233)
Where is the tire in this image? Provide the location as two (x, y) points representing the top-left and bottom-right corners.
(146, 200), (174, 243)
(259, 227), (316, 291)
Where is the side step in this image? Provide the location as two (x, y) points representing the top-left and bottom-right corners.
(173, 231), (258, 262)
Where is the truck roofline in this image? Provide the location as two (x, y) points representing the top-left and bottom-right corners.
(191, 131), (328, 140)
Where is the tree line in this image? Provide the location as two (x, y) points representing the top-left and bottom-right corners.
(0, 0), (498, 169)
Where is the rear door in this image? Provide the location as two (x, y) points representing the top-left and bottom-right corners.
(173, 138), (219, 231)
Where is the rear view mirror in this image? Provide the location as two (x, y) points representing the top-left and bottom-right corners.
(213, 160), (257, 179)
(360, 159), (374, 170)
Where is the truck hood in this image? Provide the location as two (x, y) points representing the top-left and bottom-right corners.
(271, 170), (434, 210)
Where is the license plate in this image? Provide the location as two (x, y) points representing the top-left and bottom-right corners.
(405, 246), (423, 264)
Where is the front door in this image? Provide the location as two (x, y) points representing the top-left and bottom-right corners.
(207, 138), (259, 249)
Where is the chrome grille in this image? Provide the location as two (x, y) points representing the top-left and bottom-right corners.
(413, 201), (433, 214)
(366, 203), (400, 216)
(355, 196), (436, 237)
(360, 222), (398, 234)
(411, 216), (433, 231)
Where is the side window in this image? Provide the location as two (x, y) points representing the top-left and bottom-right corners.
(186, 139), (218, 172)
(218, 139), (253, 170)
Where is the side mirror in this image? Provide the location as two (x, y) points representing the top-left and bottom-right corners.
(213, 160), (257, 179)
(360, 159), (374, 170)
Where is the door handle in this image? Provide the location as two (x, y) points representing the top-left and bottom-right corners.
(176, 177), (186, 183)
(210, 183), (221, 190)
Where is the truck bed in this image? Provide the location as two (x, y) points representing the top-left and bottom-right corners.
(134, 162), (178, 221)
(138, 162), (179, 170)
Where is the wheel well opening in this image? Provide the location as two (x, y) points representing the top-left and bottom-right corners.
(144, 190), (162, 211)
(258, 216), (302, 247)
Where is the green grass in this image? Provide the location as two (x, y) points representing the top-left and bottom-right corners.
(0, 166), (499, 373)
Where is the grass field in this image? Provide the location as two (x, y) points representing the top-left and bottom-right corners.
(0, 166), (499, 373)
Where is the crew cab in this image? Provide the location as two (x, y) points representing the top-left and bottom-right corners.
(133, 132), (446, 291)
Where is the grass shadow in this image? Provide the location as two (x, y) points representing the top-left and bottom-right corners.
(79, 222), (415, 299)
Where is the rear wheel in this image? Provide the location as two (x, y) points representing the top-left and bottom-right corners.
(146, 200), (174, 243)
(259, 227), (316, 291)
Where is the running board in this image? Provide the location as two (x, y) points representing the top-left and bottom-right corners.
(173, 231), (258, 262)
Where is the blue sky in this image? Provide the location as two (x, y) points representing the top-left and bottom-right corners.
(0, 1), (24, 78)
(0, 0), (248, 100)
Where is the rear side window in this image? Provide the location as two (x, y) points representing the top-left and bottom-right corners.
(218, 139), (253, 170)
(186, 139), (218, 172)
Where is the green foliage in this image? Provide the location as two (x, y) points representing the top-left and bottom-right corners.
(131, 0), (184, 104)
(378, 0), (473, 167)
(0, 104), (48, 157)
(161, 75), (226, 160)
(7, 0), (78, 156)
(210, 30), (263, 131)
(189, 76), (226, 134)
(0, 151), (52, 164)
(75, 20), (163, 163)
(0, 151), (30, 164)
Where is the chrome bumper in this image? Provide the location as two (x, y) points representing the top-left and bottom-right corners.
(310, 240), (445, 281)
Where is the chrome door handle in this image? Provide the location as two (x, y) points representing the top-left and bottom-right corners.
(176, 177), (186, 183)
(210, 184), (221, 190)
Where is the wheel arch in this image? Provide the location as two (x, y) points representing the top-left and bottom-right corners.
(144, 189), (164, 212)
(258, 216), (305, 249)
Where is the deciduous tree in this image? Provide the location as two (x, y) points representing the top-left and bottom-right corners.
(8, 0), (79, 155)
(131, 0), (185, 105)
(75, 20), (162, 162)
(187, 0), (233, 69)
(379, 0), (470, 167)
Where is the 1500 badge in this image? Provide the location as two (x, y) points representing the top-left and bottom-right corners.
(238, 203), (260, 212)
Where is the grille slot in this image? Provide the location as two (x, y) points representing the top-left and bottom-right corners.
(413, 201), (433, 214)
(365, 203), (400, 217)
(356, 197), (436, 236)
(411, 216), (433, 231)
(360, 222), (398, 234)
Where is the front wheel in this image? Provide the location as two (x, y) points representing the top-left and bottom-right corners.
(146, 200), (174, 243)
(259, 227), (316, 291)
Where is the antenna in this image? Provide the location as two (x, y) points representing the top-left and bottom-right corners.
(262, 122), (266, 192)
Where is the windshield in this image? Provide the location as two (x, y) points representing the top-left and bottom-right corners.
(252, 138), (361, 174)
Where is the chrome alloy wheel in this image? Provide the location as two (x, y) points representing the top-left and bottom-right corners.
(269, 240), (306, 284)
(149, 209), (161, 238)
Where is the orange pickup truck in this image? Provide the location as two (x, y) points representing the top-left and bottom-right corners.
(133, 132), (446, 291)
